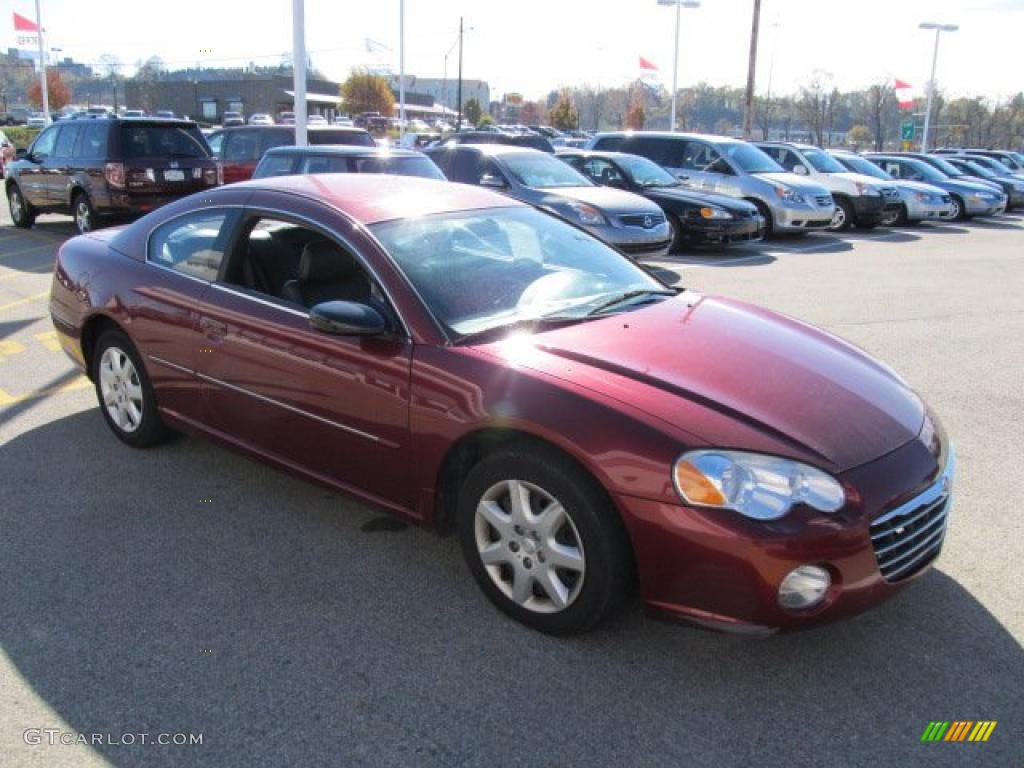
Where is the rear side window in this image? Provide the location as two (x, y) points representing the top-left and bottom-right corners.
(148, 210), (235, 281)
(591, 136), (624, 152)
(450, 150), (482, 183)
(425, 150), (453, 176)
(223, 130), (260, 162)
(260, 128), (293, 153)
(121, 124), (209, 159)
(623, 137), (681, 167)
(30, 125), (59, 158)
(256, 154), (298, 177)
(309, 130), (375, 147)
(79, 123), (110, 157)
(54, 124), (82, 157)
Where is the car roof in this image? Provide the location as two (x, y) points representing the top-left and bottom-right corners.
(592, 131), (742, 144)
(440, 144), (541, 157)
(232, 173), (525, 225)
(264, 145), (423, 158)
(216, 124), (368, 133)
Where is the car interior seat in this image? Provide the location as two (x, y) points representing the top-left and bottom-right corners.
(280, 240), (371, 308)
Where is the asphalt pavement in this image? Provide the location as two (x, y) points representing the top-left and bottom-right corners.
(1, 206), (1021, 768)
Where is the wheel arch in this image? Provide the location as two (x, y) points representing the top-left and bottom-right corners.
(80, 313), (128, 379)
(431, 426), (623, 538)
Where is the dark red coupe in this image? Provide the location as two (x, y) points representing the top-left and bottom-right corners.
(49, 174), (954, 635)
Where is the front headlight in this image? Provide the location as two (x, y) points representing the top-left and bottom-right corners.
(699, 206), (733, 220)
(774, 186), (806, 205)
(673, 450), (846, 521)
(565, 201), (606, 226)
(856, 182), (881, 196)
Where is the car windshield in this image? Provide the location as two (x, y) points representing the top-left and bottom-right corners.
(500, 152), (592, 188)
(906, 159), (949, 182)
(370, 207), (669, 339)
(835, 154), (891, 180)
(969, 156), (1013, 175)
(352, 155), (446, 179)
(803, 148), (848, 173)
(962, 161), (997, 179)
(616, 154), (679, 187)
(120, 124), (209, 158)
(923, 155), (963, 177)
(723, 142), (784, 174)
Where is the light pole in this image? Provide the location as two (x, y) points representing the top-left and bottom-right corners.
(292, 0), (308, 147)
(34, 0), (49, 124)
(399, 0), (405, 140)
(442, 24), (474, 124)
(657, 0), (700, 132)
(919, 22), (958, 152)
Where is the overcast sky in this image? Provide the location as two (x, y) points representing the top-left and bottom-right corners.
(7, 0), (1023, 102)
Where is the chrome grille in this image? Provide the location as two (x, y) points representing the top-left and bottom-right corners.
(870, 454), (954, 582)
(815, 194), (834, 207)
(619, 213), (666, 228)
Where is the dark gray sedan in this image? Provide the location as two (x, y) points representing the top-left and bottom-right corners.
(425, 144), (671, 258)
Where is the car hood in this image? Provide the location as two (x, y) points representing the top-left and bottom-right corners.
(538, 185), (663, 213)
(751, 172), (831, 197)
(471, 293), (924, 473)
(829, 171), (892, 189)
(891, 179), (948, 196)
(643, 187), (758, 213)
(942, 177), (1004, 195)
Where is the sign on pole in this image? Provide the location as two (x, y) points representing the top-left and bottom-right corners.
(901, 120), (915, 141)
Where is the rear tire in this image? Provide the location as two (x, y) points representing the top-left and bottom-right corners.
(828, 198), (854, 231)
(73, 191), (98, 235)
(457, 443), (633, 635)
(8, 185), (36, 228)
(749, 199), (774, 236)
(669, 213), (685, 253)
(91, 330), (173, 448)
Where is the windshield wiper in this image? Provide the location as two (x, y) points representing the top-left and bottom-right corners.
(585, 289), (675, 317)
(454, 315), (588, 345)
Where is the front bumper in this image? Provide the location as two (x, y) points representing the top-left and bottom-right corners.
(681, 214), (765, 244)
(850, 194), (893, 226)
(904, 197), (954, 222)
(588, 222), (672, 258)
(618, 435), (950, 632)
(964, 195), (1007, 216)
(772, 201), (835, 232)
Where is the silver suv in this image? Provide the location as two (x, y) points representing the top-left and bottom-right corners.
(586, 132), (835, 234)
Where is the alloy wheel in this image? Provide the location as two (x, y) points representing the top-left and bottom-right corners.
(950, 198), (962, 219)
(75, 198), (92, 233)
(474, 479), (586, 613)
(829, 205), (847, 230)
(99, 346), (144, 433)
(9, 189), (23, 221)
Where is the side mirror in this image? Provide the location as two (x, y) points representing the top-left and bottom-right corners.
(793, 164), (808, 175)
(479, 173), (507, 189)
(16, 148), (28, 160)
(309, 300), (389, 336)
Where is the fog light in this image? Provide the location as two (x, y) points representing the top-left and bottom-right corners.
(778, 565), (831, 611)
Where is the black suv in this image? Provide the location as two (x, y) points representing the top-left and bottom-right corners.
(5, 116), (217, 234)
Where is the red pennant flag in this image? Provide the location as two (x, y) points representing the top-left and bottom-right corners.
(639, 56), (658, 71)
(13, 12), (40, 32)
(894, 78), (912, 90)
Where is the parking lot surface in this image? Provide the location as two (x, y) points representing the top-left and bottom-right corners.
(1, 208), (1021, 767)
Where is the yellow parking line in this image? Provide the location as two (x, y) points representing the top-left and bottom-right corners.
(0, 339), (27, 361)
(34, 331), (62, 351)
(0, 290), (49, 312)
(0, 267), (50, 281)
(0, 376), (91, 406)
(0, 243), (56, 261)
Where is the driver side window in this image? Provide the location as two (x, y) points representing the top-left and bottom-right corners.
(30, 126), (59, 158)
(581, 158), (623, 185)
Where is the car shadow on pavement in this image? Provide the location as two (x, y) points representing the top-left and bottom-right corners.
(962, 218), (1023, 230)
(1, 411), (1021, 768)
(913, 223), (971, 235)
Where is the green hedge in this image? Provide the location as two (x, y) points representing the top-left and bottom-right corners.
(2, 126), (41, 149)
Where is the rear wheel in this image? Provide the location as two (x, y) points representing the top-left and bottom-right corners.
(8, 185), (36, 228)
(749, 199), (773, 236)
(668, 214), (685, 253)
(73, 191), (98, 235)
(91, 330), (172, 448)
(457, 444), (633, 635)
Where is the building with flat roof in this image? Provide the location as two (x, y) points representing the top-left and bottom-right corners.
(391, 76), (489, 113)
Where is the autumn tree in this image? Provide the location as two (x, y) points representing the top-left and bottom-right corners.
(340, 71), (393, 117)
(625, 102), (645, 130)
(28, 69), (71, 111)
(847, 124), (873, 148)
(520, 100), (546, 126)
(548, 92), (578, 131)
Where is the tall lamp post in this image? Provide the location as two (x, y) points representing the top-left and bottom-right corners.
(657, 0), (700, 132)
(919, 21), (958, 152)
(34, 0), (49, 124)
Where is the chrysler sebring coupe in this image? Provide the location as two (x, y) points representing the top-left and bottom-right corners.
(49, 174), (954, 636)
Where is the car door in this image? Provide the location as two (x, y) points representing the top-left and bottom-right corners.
(220, 128), (261, 183)
(50, 122), (83, 208)
(138, 204), (243, 421)
(19, 124), (59, 206)
(195, 198), (414, 508)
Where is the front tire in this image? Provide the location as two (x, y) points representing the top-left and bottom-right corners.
(668, 213), (685, 253)
(828, 198), (854, 231)
(8, 185), (36, 228)
(91, 330), (172, 448)
(457, 444), (633, 635)
(950, 195), (967, 221)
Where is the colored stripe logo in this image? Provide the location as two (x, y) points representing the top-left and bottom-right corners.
(921, 721), (997, 742)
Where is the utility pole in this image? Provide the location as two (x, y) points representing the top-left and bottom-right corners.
(292, 0), (308, 146)
(456, 16), (464, 131)
(742, 0), (761, 139)
(34, 0), (49, 124)
(399, 0), (405, 141)
(919, 22), (958, 152)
